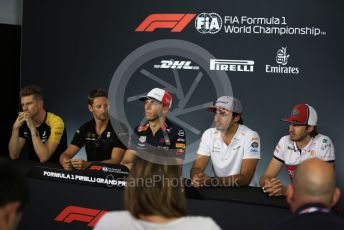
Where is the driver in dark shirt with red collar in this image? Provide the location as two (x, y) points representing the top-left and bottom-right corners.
(121, 88), (186, 169)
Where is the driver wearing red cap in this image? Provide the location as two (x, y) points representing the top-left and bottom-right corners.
(260, 104), (335, 196)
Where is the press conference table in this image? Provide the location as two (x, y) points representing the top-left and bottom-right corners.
(3, 158), (291, 229)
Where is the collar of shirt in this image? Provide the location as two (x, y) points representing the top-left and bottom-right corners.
(296, 203), (330, 215)
(217, 124), (242, 146)
(293, 137), (314, 153)
(90, 119), (111, 137)
(138, 119), (172, 134)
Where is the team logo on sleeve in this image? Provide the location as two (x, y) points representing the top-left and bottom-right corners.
(178, 130), (185, 136)
(321, 143), (331, 151)
(250, 141), (259, 153)
(251, 142), (259, 148)
(139, 136), (146, 143)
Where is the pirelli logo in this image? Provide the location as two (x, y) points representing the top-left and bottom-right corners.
(210, 59), (254, 72)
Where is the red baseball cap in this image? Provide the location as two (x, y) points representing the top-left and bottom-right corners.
(281, 104), (318, 125)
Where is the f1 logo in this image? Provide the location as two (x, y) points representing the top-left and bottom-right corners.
(135, 14), (196, 32)
(55, 206), (107, 227)
(89, 165), (103, 171)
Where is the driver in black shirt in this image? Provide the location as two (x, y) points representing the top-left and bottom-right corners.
(60, 89), (126, 170)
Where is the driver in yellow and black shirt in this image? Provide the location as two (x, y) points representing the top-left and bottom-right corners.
(9, 85), (67, 163)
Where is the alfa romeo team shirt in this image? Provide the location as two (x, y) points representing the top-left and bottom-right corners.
(273, 134), (335, 180)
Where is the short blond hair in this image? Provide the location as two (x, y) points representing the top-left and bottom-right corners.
(20, 85), (44, 101)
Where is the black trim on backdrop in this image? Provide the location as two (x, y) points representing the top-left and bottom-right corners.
(0, 24), (21, 156)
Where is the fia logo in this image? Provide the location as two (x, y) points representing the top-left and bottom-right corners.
(276, 47), (290, 65)
(195, 13), (222, 34)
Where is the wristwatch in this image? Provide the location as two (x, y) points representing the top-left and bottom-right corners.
(31, 130), (40, 137)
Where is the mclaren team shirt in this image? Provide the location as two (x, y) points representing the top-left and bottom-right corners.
(197, 124), (260, 186)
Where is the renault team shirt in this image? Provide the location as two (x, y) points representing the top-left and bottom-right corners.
(273, 134), (335, 180)
(19, 112), (67, 163)
(128, 119), (186, 158)
(197, 124), (261, 186)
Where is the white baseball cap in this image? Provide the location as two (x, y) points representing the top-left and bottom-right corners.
(139, 88), (172, 108)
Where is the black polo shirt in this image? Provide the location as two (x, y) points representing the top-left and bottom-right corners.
(128, 119), (186, 158)
(71, 119), (126, 161)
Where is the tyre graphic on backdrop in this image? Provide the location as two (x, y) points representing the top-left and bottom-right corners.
(109, 39), (232, 165)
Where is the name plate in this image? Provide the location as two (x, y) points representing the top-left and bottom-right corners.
(27, 164), (128, 189)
